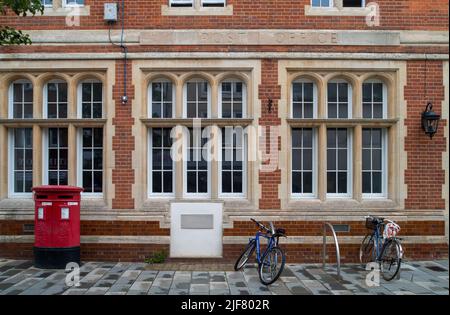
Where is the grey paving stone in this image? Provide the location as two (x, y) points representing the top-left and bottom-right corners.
(129, 281), (152, 293)
(85, 287), (109, 295)
(136, 270), (158, 282)
(62, 288), (88, 295)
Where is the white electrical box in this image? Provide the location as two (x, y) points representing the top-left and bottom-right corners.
(104, 3), (118, 22)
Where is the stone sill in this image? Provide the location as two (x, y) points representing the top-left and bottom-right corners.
(161, 4), (233, 16)
(42, 5), (90, 16)
(304, 5), (371, 16)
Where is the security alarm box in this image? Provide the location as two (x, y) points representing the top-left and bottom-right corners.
(104, 3), (118, 22)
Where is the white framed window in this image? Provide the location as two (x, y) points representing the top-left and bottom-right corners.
(9, 128), (33, 197)
(363, 80), (387, 119)
(41, 0), (53, 7)
(362, 128), (387, 198)
(170, 0), (193, 7)
(343, 0), (365, 7)
(77, 128), (103, 196)
(43, 128), (68, 186)
(326, 128), (352, 198)
(184, 127), (211, 198)
(43, 80), (68, 119)
(327, 80), (352, 119)
(219, 127), (246, 198)
(63, 0), (84, 7)
(148, 128), (175, 197)
(291, 128), (317, 198)
(9, 80), (33, 119)
(292, 80), (317, 119)
(149, 80), (174, 118)
(311, 0), (333, 7)
(219, 80), (246, 118)
(202, 0), (226, 7)
(184, 79), (210, 118)
(78, 81), (103, 119)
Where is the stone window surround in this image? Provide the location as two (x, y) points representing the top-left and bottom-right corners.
(141, 71), (253, 204)
(305, 0), (371, 16)
(278, 60), (406, 212)
(42, 0), (90, 16)
(162, 0), (233, 16)
(0, 70), (111, 207)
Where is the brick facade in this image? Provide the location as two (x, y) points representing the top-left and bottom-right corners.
(0, 0), (448, 263)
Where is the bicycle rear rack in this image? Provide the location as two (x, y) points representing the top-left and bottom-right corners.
(322, 222), (341, 279)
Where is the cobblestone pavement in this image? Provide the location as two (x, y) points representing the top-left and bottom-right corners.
(0, 259), (447, 295)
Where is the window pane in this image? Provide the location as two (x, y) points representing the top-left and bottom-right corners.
(152, 172), (162, 193)
(152, 83), (162, 102)
(292, 172), (302, 193)
(338, 83), (348, 102)
(303, 149), (312, 170)
(83, 171), (92, 192)
(93, 171), (102, 192)
(93, 103), (102, 118)
(198, 171), (208, 193)
(187, 83), (196, 102)
(222, 171), (232, 193)
(304, 103), (314, 119)
(338, 149), (347, 170)
(293, 149), (302, 170)
(362, 149), (371, 170)
(327, 173), (336, 194)
(187, 102), (196, 118)
(152, 102), (162, 118)
(328, 83), (337, 102)
(83, 149), (92, 169)
(94, 128), (103, 147)
(93, 149), (103, 169)
(372, 149), (382, 170)
(293, 83), (302, 102)
(163, 172), (172, 193)
(222, 82), (231, 102)
(338, 172), (347, 193)
(372, 172), (382, 193)
(82, 103), (91, 118)
(373, 104), (383, 119)
(82, 83), (91, 102)
(93, 83), (103, 102)
(363, 83), (372, 103)
(327, 149), (336, 170)
(328, 103), (337, 118)
(293, 103), (302, 118)
(362, 172), (372, 193)
(373, 83), (383, 102)
(187, 172), (197, 193)
(47, 83), (57, 103)
(363, 103), (372, 119)
(303, 172), (313, 194)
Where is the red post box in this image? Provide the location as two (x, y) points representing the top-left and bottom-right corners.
(32, 185), (83, 269)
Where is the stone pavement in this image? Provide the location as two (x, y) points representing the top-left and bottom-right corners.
(0, 259), (448, 295)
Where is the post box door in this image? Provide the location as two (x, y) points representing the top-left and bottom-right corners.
(34, 201), (53, 247)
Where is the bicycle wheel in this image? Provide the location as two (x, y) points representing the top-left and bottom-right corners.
(359, 234), (375, 265)
(380, 239), (402, 281)
(234, 240), (256, 271)
(258, 246), (286, 285)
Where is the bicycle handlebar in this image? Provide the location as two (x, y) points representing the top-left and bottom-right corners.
(251, 218), (270, 233)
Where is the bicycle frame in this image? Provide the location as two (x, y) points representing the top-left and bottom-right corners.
(252, 231), (276, 264)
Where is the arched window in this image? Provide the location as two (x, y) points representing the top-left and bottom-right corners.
(362, 80), (387, 119)
(220, 80), (246, 118)
(184, 79), (210, 118)
(149, 79), (174, 118)
(79, 80), (103, 119)
(292, 79), (317, 119)
(44, 80), (68, 119)
(9, 80), (33, 119)
(327, 79), (352, 119)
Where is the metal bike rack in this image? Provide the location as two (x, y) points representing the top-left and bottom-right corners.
(322, 222), (341, 279)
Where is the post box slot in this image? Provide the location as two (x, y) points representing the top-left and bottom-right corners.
(36, 195), (48, 199)
(58, 195), (72, 199)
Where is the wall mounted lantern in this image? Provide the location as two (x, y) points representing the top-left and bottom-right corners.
(421, 102), (441, 139)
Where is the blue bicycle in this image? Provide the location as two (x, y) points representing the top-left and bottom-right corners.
(359, 215), (404, 281)
(234, 218), (287, 285)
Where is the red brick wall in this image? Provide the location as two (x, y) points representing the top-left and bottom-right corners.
(258, 59), (281, 209)
(0, 0), (448, 31)
(404, 61), (447, 210)
(2, 243), (447, 263)
(0, 220), (445, 237)
(112, 60), (135, 209)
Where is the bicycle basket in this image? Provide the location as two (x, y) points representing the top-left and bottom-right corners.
(383, 222), (401, 239)
(365, 217), (378, 230)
